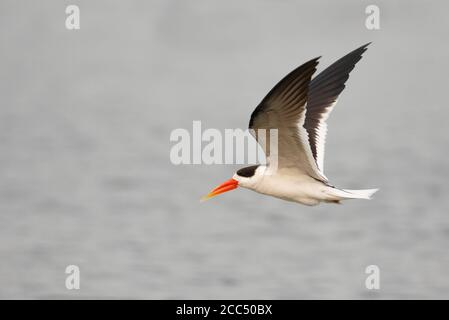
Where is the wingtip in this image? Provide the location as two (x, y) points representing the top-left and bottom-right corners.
(360, 42), (372, 51)
(348, 42), (371, 58)
(304, 56), (321, 69)
(367, 188), (379, 199)
(309, 56), (321, 64)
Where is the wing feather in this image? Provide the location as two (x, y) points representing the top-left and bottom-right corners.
(305, 43), (371, 173)
(248, 43), (371, 182)
(249, 57), (327, 181)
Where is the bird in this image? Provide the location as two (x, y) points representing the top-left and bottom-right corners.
(202, 43), (378, 206)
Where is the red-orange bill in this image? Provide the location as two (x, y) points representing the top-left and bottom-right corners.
(201, 178), (238, 202)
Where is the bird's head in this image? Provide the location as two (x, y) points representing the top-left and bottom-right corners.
(201, 165), (264, 202)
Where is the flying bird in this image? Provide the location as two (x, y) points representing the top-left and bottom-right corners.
(202, 43), (378, 205)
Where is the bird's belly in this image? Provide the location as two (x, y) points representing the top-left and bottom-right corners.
(254, 175), (326, 206)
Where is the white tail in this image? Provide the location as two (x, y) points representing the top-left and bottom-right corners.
(326, 187), (379, 200)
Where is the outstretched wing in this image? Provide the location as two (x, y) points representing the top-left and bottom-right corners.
(249, 57), (328, 182)
(305, 43), (370, 173)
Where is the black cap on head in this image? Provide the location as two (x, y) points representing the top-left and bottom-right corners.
(236, 165), (260, 178)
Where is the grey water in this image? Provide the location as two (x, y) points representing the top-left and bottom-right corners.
(1, 0), (449, 299)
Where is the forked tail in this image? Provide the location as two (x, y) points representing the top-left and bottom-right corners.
(326, 187), (379, 200)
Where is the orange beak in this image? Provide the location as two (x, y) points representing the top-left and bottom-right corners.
(201, 178), (239, 202)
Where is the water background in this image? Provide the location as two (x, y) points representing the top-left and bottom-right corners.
(1, 0), (448, 298)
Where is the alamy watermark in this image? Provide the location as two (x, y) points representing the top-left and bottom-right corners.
(169, 121), (278, 167)
(365, 265), (380, 290)
(65, 5), (80, 30)
(65, 265), (80, 290)
(365, 5), (380, 30)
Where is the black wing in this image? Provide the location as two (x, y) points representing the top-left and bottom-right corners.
(305, 43), (371, 172)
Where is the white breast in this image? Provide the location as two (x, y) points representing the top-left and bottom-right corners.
(238, 167), (329, 206)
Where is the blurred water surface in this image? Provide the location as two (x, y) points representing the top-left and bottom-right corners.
(0, 0), (449, 298)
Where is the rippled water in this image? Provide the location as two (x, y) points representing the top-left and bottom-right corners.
(1, 0), (448, 299)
